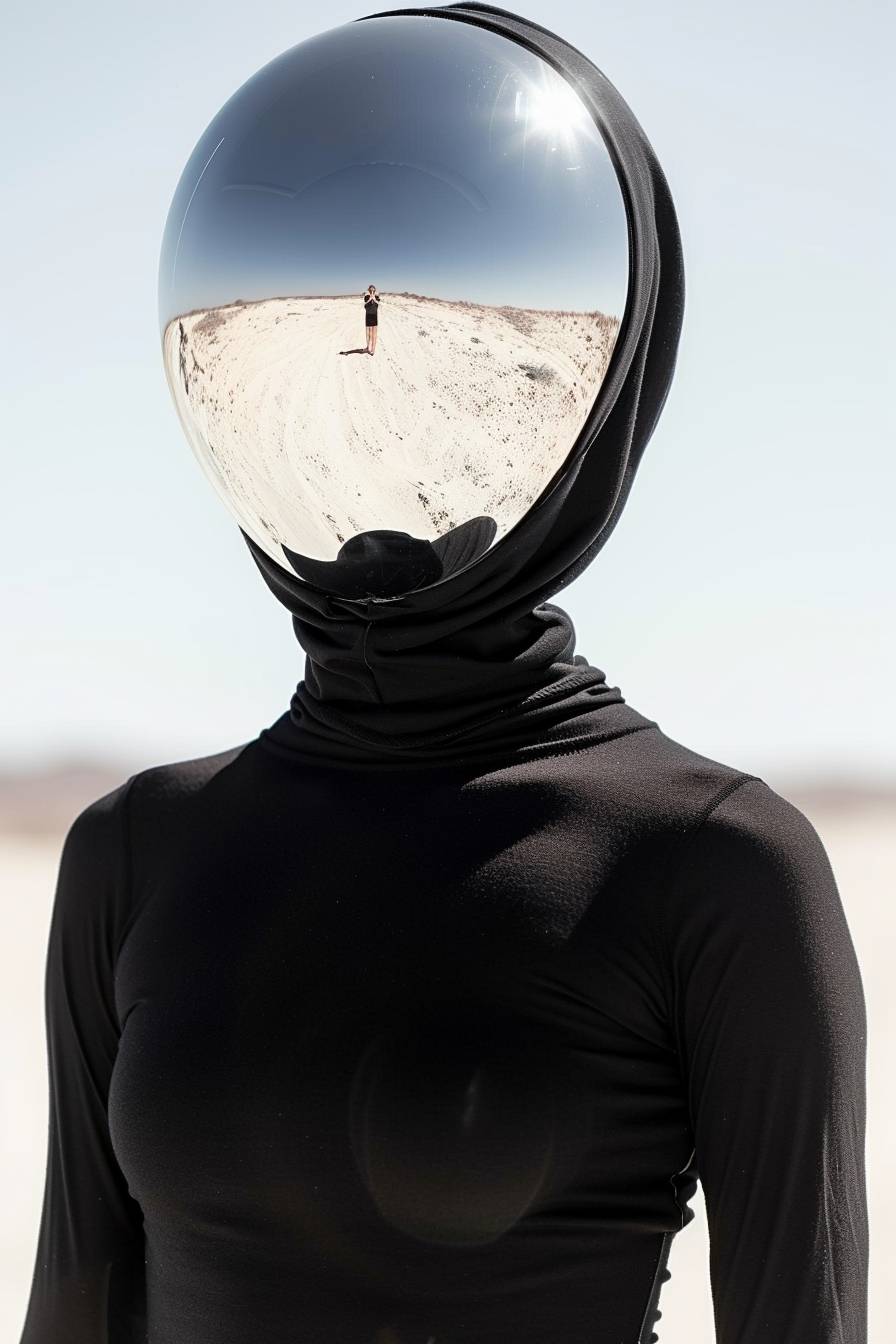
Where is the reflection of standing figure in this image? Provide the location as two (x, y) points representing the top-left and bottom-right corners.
(178, 321), (190, 393)
(176, 319), (204, 393)
(364, 285), (381, 355)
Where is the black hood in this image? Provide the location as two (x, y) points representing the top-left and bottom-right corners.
(247, 0), (684, 770)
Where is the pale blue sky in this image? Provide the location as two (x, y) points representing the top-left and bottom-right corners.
(158, 15), (629, 324)
(1, 0), (893, 782)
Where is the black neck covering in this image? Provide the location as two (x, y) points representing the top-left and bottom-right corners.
(244, 0), (684, 770)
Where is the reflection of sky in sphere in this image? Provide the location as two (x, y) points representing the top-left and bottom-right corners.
(158, 15), (629, 329)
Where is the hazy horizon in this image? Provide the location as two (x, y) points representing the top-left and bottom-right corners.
(164, 289), (622, 325)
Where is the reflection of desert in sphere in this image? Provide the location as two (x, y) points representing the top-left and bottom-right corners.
(162, 293), (620, 566)
(348, 1006), (558, 1246)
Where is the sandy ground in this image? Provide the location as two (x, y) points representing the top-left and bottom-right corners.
(163, 294), (620, 566)
(2, 789), (890, 1341)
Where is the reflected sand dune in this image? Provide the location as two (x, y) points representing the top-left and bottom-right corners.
(162, 293), (619, 564)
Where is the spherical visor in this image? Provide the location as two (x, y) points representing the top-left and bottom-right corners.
(158, 11), (630, 598)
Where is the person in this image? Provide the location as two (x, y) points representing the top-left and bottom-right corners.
(364, 284), (381, 354)
(18, 3), (868, 1343)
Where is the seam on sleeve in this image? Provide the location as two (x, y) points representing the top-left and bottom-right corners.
(653, 772), (764, 1074)
(112, 774), (140, 974)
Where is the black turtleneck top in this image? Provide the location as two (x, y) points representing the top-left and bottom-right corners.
(18, 683), (868, 1344)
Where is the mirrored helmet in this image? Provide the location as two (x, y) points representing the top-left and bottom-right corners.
(158, 11), (630, 597)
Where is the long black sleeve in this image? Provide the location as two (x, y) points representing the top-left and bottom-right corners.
(18, 781), (147, 1344)
(662, 778), (868, 1343)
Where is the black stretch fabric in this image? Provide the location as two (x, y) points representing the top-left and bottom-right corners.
(18, 4), (868, 1342)
(19, 734), (868, 1344)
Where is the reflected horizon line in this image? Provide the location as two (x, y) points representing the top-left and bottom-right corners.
(161, 290), (620, 332)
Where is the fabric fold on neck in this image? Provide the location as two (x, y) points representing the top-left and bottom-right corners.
(254, 576), (656, 769)
(289, 599), (624, 753)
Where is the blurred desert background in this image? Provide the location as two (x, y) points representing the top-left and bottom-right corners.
(164, 293), (619, 563)
(2, 762), (891, 1340)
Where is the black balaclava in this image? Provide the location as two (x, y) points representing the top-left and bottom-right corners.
(237, 1), (683, 768)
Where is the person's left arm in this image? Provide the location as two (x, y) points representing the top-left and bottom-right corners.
(661, 777), (868, 1344)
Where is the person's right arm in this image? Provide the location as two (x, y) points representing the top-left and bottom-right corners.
(18, 780), (147, 1344)
(662, 777), (868, 1343)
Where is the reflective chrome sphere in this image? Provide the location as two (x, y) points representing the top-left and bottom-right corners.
(158, 13), (629, 590)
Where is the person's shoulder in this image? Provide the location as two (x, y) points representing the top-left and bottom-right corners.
(638, 725), (825, 868)
(694, 772), (833, 898)
(567, 717), (758, 827)
(587, 720), (834, 878)
(661, 769), (864, 1036)
(59, 776), (133, 879)
(126, 741), (252, 810)
(641, 751), (840, 954)
(50, 744), (255, 950)
(66, 742), (251, 839)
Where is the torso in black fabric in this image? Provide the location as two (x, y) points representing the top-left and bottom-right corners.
(19, 703), (868, 1344)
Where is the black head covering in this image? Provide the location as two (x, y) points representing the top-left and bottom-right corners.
(247, 0), (684, 769)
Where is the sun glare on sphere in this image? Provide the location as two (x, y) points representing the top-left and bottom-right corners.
(521, 75), (592, 141)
